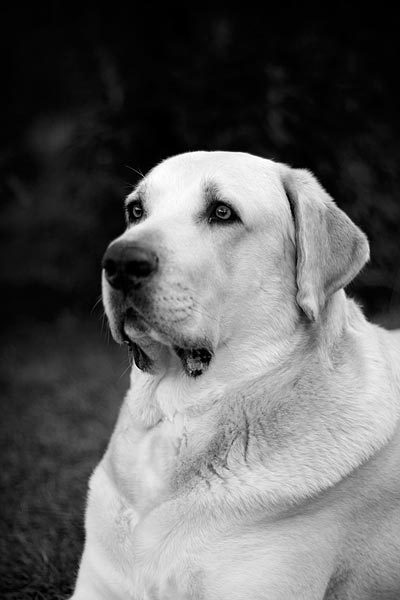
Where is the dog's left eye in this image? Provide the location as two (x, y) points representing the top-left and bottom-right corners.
(209, 204), (238, 224)
(126, 201), (144, 224)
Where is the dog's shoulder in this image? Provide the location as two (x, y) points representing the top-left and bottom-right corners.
(380, 326), (400, 395)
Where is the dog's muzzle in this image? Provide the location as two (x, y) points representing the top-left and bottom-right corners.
(102, 240), (214, 377)
(102, 240), (158, 290)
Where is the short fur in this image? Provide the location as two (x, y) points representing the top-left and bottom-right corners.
(71, 152), (400, 600)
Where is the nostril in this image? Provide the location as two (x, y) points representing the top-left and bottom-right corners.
(126, 257), (157, 278)
(103, 258), (117, 277)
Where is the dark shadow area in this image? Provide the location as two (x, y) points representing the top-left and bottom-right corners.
(2, 6), (400, 322)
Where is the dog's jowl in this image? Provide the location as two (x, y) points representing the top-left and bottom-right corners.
(70, 152), (400, 600)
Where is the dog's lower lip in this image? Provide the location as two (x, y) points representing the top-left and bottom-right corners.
(122, 307), (148, 340)
(174, 346), (213, 377)
(121, 331), (132, 346)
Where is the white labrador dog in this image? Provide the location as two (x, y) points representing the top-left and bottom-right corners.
(71, 152), (400, 600)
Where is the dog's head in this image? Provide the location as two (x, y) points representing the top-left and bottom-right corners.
(102, 151), (369, 376)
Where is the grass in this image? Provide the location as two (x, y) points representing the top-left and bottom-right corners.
(0, 313), (129, 599)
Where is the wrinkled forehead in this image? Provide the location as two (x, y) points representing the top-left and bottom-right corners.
(127, 151), (290, 222)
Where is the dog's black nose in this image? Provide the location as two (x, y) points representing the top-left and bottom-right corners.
(102, 241), (158, 289)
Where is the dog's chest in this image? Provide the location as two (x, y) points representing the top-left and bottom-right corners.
(90, 412), (207, 598)
(109, 409), (187, 512)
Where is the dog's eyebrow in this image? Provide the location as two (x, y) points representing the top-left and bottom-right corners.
(203, 180), (223, 204)
(202, 179), (235, 214)
(125, 183), (147, 207)
(201, 179), (242, 223)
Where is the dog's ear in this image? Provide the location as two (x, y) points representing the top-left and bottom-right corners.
(282, 167), (369, 321)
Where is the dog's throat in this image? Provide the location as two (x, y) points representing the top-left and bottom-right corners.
(174, 347), (212, 377)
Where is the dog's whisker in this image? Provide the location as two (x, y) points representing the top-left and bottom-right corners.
(90, 295), (103, 315)
(118, 359), (132, 380)
(125, 165), (145, 179)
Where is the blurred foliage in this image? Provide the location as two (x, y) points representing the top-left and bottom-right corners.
(1, 5), (400, 319)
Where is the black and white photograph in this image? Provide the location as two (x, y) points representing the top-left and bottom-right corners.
(1, 5), (400, 599)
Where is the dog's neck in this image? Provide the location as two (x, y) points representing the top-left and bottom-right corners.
(120, 292), (400, 509)
(126, 292), (353, 425)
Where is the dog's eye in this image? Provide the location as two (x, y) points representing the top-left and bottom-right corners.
(209, 204), (238, 224)
(126, 201), (144, 224)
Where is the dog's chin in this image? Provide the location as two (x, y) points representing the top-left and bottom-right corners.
(119, 310), (214, 377)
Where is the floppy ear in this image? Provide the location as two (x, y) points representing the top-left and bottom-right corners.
(282, 167), (369, 321)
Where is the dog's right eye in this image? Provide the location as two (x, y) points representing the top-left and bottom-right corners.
(208, 203), (239, 225)
(126, 201), (144, 224)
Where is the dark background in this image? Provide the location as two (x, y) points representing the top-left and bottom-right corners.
(1, 5), (400, 598)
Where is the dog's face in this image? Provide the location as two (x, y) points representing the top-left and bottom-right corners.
(102, 151), (369, 376)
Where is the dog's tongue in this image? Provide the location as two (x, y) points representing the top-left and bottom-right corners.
(174, 347), (212, 377)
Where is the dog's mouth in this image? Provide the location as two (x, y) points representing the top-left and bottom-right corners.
(120, 309), (213, 377)
(173, 346), (213, 377)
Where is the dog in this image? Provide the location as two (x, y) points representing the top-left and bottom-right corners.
(70, 151), (400, 599)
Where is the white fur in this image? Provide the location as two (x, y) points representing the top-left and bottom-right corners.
(71, 152), (400, 600)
